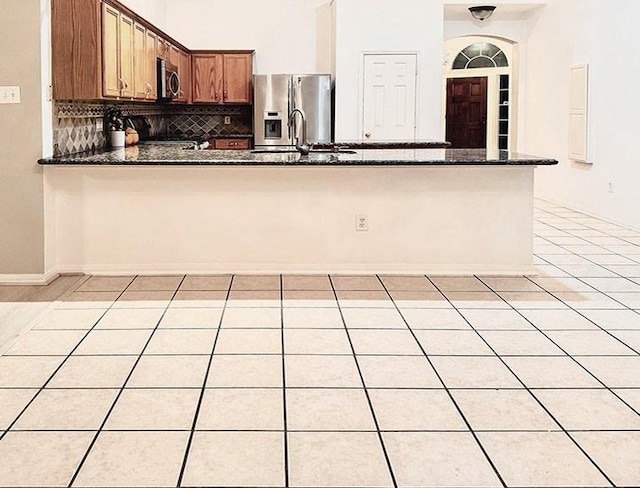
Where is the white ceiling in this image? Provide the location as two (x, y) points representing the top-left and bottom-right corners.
(444, 3), (546, 21)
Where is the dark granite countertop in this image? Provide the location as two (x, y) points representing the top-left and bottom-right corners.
(210, 134), (253, 139)
(38, 145), (558, 166)
(311, 140), (450, 149)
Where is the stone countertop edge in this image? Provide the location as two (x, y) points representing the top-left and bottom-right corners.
(38, 146), (559, 167)
(311, 141), (451, 149)
(210, 134), (253, 139)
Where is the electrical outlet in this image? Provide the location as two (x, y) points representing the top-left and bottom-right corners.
(0, 86), (21, 104)
(355, 215), (369, 232)
(95, 118), (104, 132)
(224, 116), (231, 125)
(608, 182), (614, 194)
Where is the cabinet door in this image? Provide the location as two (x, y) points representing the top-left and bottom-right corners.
(119, 13), (135, 98)
(169, 44), (180, 67)
(102, 3), (120, 98)
(157, 36), (170, 61)
(133, 23), (147, 99)
(177, 49), (191, 102)
(168, 46), (190, 103)
(145, 30), (158, 99)
(192, 54), (223, 103)
(52, 0), (102, 100)
(223, 53), (252, 104)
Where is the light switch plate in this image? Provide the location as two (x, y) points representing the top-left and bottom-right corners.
(0, 86), (21, 104)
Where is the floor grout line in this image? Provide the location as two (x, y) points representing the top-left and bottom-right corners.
(473, 275), (623, 487)
(377, 274), (510, 488)
(280, 274), (290, 488)
(0, 279), (132, 444)
(328, 274), (399, 488)
(174, 275), (234, 488)
(66, 275), (188, 488)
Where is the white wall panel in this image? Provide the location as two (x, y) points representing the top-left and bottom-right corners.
(48, 165), (535, 276)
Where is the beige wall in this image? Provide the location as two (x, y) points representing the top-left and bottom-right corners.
(525, 0), (640, 230)
(163, 0), (328, 74)
(0, 0), (45, 274)
(119, 0), (167, 30)
(333, 0), (444, 140)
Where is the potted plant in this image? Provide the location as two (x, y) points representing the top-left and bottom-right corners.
(104, 106), (125, 147)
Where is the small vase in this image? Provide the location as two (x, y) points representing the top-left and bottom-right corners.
(109, 130), (125, 148)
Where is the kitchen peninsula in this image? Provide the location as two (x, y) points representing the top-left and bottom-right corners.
(39, 147), (557, 276)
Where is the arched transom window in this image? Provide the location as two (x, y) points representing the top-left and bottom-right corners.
(452, 42), (509, 70)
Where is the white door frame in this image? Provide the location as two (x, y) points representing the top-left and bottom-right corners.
(442, 37), (518, 152)
(359, 51), (419, 141)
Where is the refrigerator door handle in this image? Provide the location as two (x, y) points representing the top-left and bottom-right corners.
(287, 76), (292, 142)
(288, 112), (295, 141)
(289, 76), (296, 142)
(291, 76), (296, 110)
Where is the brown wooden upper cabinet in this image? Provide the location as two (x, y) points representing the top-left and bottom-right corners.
(145, 29), (158, 100)
(157, 36), (171, 61)
(102, 3), (134, 98)
(51, 0), (102, 100)
(192, 52), (253, 104)
(133, 22), (157, 100)
(51, 0), (253, 105)
(169, 45), (191, 103)
(52, 0), (190, 101)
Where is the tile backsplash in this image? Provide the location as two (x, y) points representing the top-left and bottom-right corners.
(166, 105), (252, 139)
(53, 101), (253, 156)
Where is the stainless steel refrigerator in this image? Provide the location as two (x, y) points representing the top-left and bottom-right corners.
(253, 74), (332, 147)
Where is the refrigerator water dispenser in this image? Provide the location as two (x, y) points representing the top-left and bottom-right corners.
(264, 112), (283, 139)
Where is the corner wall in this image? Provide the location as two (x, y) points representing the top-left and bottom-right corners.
(333, 0), (444, 141)
(119, 0), (167, 30)
(162, 0), (330, 74)
(524, 0), (640, 229)
(0, 0), (45, 276)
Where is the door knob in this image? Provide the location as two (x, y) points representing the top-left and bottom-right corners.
(365, 132), (371, 139)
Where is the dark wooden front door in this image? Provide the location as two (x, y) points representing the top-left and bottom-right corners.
(446, 77), (488, 149)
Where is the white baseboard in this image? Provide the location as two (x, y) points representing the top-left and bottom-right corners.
(0, 271), (60, 285)
(53, 263), (539, 277)
(535, 196), (640, 232)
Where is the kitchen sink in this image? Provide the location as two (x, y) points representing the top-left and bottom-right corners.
(309, 149), (357, 154)
(250, 149), (299, 154)
(251, 148), (357, 155)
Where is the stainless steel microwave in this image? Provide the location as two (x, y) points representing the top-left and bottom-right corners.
(157, 58), (180, 101)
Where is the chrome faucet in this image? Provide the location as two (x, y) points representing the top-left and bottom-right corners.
(288, 108), (310, 155)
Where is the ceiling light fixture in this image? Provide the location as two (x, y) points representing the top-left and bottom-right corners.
(469, 5), (496, 21)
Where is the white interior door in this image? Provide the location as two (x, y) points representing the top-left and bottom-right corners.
(363, 54), (417, 141)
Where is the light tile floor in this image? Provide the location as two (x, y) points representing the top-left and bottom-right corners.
(0, 199), (639, 487)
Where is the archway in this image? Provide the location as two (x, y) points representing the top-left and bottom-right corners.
(443, 36), (518, 152)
